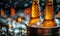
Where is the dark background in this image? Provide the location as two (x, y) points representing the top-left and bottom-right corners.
(0, 0), (60, 14)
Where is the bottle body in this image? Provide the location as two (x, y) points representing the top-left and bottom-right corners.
(40, 0), (56, 28)
(27, 0), (41, 27)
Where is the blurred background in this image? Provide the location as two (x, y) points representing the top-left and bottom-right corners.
(0, 0), (60, 36)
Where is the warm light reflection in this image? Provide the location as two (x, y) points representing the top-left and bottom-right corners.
(40, 0), (56, 28)
(10, 7), (15, 17)
(8, 24), (12, 29)
(27, 0), (40, 26)
(44, 5), (54, 20)
(32, 1), (40, 18)
(18, 17), (22, 23)
(57, 12), (60, 18)
(1, 9), (4, 16)
(28, 19), (40, 26)
(40, 21), (56, 28)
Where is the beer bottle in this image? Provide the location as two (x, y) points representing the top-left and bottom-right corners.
(27, 0), (41, 27)
(40, 0), (56, 28)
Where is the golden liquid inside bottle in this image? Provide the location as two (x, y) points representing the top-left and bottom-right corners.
(40, 0), (56, 28)
(27, 0), (40, 27)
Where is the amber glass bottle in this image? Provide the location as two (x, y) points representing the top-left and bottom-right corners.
(40, 0), (56, 28)
(38, 0), (59, 36)
(27, 0), (41, 27)
(27, 0), (41, 36)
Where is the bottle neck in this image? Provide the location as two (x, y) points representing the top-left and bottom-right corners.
(31, 0), (40, 19)
(44, 0), (54, 20)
